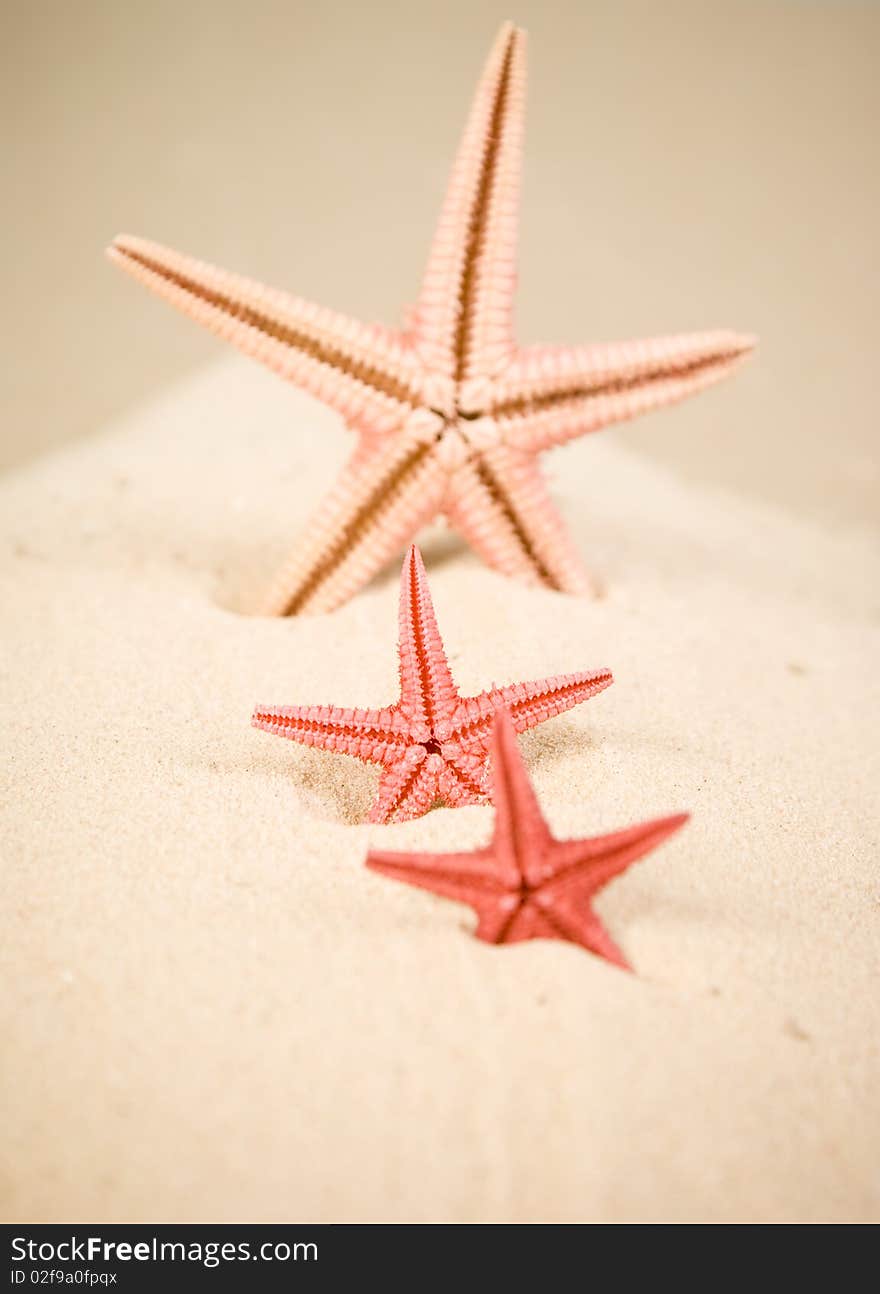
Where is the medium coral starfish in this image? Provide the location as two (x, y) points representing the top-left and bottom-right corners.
(109, 22), (753, 616)
(368, 709), (689, 968)
(252, 545), (611, 823)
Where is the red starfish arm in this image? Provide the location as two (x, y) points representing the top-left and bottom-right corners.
(108, 234), (424, 434)
(437, 756), (492, 809)
(546, 813), (690, 898)
(251, 701), (407, 767)
(527, 897), (632, 969)
(494, 331), (755, 453)
(486, 709), (553, 873)
(445, 669), (612, 751)
(443, 446), (597, 595)
(396, 546), (460, 735)
(366, 845), (504, 908)
(259, 427), (450, 615)
(368, 750), (443, 824)
(411, 23), (525, 389)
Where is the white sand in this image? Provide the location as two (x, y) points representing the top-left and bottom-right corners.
(2, 357), (878, 1222)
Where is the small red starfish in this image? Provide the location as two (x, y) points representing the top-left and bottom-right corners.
(367, 710), (689, 968)
(252, 545), (612, 823)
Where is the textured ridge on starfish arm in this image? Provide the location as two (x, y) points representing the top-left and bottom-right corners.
(370, 751), (447, 825)
(251, 701), (406, 765)
(445, 668), (613, 750)
(259, 421), (449, 616)
(495, 330), (756, 452)
(488, 668), (613, 732)
(367, 710), (690, 968)
(252, 546), (612, 823)
(445, 446), (598, 594)
(397, 545), (459, 732)
(108, 234), (424, 433)
(413, 22), (525, 383)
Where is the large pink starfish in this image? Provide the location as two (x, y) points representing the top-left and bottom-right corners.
(109, 22), (754, 616)
(368, 709), (689, 969)
(252, 546), (611, 823)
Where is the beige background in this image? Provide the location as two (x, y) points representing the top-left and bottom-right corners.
(3, 0), (878, 526)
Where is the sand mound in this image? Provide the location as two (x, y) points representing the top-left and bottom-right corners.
(2, 358), (877, 1221)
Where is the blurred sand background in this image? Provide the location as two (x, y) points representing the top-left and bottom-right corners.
(2, 0), (878, 526)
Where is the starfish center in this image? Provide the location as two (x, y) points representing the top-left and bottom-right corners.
(428, 406), (486, 433)
(422, 738), (443, 755)
(426, 408), (501, 465)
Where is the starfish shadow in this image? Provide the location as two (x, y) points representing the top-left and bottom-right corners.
(226, 747), (379, 826)
(416, 529), (472, 573)
(601, 885), (713, 933)
(518, 718), (600, 772)
(284, 749), (379, 825)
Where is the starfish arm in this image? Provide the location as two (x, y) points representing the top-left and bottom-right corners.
(412, 23), (526, 390)
(109, 234), (424, 434)
(495, 330), (756, 453)
(444, 444), (597, 594)
(488, 668), (614, 735)
(366, 845), (505, 909)
(251, 700), (407, 767)
(529, 897), (631, 968)
(547, 813), (690, 898)
(396, 545), (460, 734)
(445, 668), (612, 753)
(368, 750), (444, 824)
(487, 710), (552, 876)
(485, 899), (545, 945)
(259, 419), (450, 615)
(437, 757), (492, 809)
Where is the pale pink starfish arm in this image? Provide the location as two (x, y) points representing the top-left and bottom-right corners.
(250, 701), (407, 767)
(443, 445), (598, 594)
(108, 234), (423, 434)
(495, 331), (756, 453)
(396, 545), (460, 734)
(259, 420), (449, 616)
(412, 22), (525, 388)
